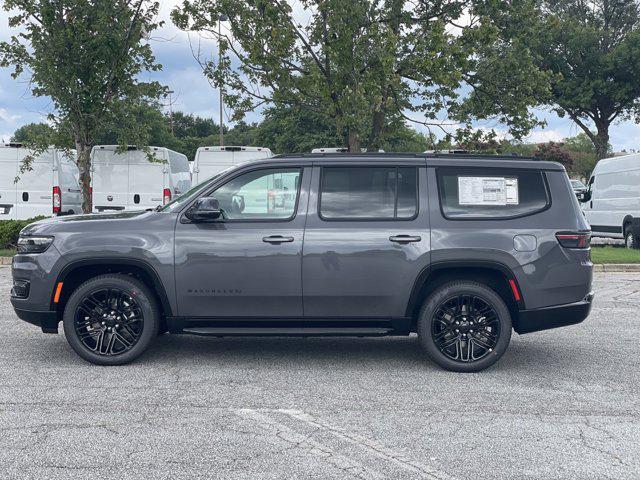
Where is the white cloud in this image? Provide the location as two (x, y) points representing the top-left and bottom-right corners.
(524, 129), (566, 144)
(0, 107), (21, 123)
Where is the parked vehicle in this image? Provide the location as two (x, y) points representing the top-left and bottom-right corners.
(91, 145), (191, 212)
(580, 153), (640, 248)
(0, 143), (81, 220)
(192, 146), (273, 185)
(11, 153), (593, 372)
(311, 148), (348, 153)
(570, 179), (587, 199)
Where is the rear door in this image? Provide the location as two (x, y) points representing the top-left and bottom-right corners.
(57, 153), (82, 214)
(302, 161), (431, 318)
(127, 150), (165, 209)
(92, 148), (129, 212)
(194, 149), (234, 185)
(0, 146), (18, 219)
(15, 149), (54, 219)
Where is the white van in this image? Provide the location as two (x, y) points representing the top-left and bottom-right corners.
(192, 146), (273, 185)
(0, 143), (81, 220)
(581, 152), (640, 247)
(91, 145), (191, 212)
(311, 147), (348, 153)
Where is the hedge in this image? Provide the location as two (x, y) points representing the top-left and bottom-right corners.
(0, 217), (47, 250)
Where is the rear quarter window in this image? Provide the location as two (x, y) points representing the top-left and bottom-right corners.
(437, 168), (550, 219)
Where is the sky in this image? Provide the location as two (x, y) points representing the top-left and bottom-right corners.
(1, 1), (639, 152)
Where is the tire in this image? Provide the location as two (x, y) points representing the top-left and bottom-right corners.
(624, 226), (635, 249)
(417, 281), (512, 372)
(63, 274), (160, 365)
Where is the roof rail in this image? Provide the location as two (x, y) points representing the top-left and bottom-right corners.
(273, 152), (534, 161)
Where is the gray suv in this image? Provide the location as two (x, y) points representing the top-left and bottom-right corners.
(10, 153), (593, 372)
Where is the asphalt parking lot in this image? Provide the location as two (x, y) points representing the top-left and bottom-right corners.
(1, 267), (639, 480)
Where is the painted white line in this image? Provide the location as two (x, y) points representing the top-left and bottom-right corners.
(234, 408), (385, 480)
(279, 409), (457, 480)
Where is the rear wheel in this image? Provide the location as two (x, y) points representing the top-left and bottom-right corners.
(62, 274), (159, 365)
(624, 225), (635, 249)
(417, 281), (512, 372)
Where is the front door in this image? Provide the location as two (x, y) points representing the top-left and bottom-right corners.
(302, 163), (431, 319)
(175, 165), (309, 318)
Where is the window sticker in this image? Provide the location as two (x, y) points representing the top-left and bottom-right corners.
(458, 177), (519, 205)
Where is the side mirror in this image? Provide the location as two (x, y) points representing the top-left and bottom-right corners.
(185, 197), (222, 222)
(580, 191), (591, 203)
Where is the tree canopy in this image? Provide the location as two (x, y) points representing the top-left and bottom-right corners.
(0, 0), (166, 212)
(530, 0), (640, 159)
(171, 0), (548, 152)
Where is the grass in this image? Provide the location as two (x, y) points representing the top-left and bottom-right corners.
(0, 249), (15, 257)
(590, 246), (640, 264)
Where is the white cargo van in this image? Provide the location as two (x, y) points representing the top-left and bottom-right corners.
(0, 143), (81, 220)
(91, 145), (191, 212)
(311, 147), (348, 153)
(581, 153), (640, 247)
(192, 146), (273, 185)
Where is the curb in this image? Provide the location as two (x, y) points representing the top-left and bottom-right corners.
(1, 256), (640, 271)
(592, 264), (640, 273)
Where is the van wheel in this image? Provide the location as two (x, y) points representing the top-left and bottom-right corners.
(417, 281), (512, 372)
(62, 274), (159, 365)
(624, 226), (635, 249)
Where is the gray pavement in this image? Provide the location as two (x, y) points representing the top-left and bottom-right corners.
(0, 267), (639, 480)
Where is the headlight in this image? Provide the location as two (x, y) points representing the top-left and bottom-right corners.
(17, 236), (54, 254)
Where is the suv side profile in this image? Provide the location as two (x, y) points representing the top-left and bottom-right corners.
(10, 153), (593, 372)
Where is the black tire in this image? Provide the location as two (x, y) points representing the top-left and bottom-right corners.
(624, 226), (635, 249)
(63, 274), (160, 365)
(417, 281), (512, 372)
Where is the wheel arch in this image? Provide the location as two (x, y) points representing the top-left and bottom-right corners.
(52, 258), (173, 320)
(623, 215), (634, 234)
(405, 261), (522, 327)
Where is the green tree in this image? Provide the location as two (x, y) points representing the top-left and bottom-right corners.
(172, 1), (547, 153)
(0, 0), (166, 212)
(530, 0), (640, 159)
(533, 142), (574, 171)
(11, 123), (61, 145)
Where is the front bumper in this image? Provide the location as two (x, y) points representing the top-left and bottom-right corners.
(11, 301), (59, 334)
(514, 292), (594, 334)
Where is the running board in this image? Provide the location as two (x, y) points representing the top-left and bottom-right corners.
(181, 327), (394, 337)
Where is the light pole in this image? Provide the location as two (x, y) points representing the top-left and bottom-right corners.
(218, 14), (228, 147)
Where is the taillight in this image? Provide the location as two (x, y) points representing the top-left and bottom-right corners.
(53, 186), (61, 213)
(163, 188), (171, 205)
(556, 232), (591, 249)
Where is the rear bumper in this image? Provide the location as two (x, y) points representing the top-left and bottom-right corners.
(514, 293), (594, 334)
(11, 301), (59, 334)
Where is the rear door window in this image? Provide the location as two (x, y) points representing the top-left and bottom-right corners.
(437, 168), (549, 219)
(319, 166), (418, 220)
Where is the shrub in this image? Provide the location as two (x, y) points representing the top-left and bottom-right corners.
(0, 217), (48, 250)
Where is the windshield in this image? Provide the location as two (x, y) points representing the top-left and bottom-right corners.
(159, 166), (237, 212)
(571, 180), (586, 188)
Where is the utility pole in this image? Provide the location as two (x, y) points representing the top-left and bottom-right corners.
(167, 90), (175, 135)
(218, 14), (228, 147)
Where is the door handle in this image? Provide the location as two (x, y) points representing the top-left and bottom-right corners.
(389, 234), (422, 244)
(262, 235), (295, 244)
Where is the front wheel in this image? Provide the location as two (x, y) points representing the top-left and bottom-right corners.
(417, 281), (512, 372)
(63, 274), (159, 365)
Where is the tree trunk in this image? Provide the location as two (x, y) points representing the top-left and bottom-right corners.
(75, 139), (93, 213)
(594, 126), (610, 160)
(368, 108), (386, 152)
(348, 128), (360, 153)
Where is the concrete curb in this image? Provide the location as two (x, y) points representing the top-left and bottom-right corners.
(593, 263), (640, 272)
(1, 255), (639, 271)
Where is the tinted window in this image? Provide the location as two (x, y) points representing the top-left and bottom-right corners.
(211, 168), (301, 220)
(438, 168), (549, 219)
(320, 167), (418, 220)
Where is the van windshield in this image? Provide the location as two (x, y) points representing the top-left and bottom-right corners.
(158, 166), (237, 212)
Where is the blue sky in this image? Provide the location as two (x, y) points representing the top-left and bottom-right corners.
(1, 1), (638, 152)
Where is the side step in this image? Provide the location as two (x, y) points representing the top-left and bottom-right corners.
(181, 327), (394, 337)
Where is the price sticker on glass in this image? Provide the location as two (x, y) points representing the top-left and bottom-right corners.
(458, 176), (519, 206)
